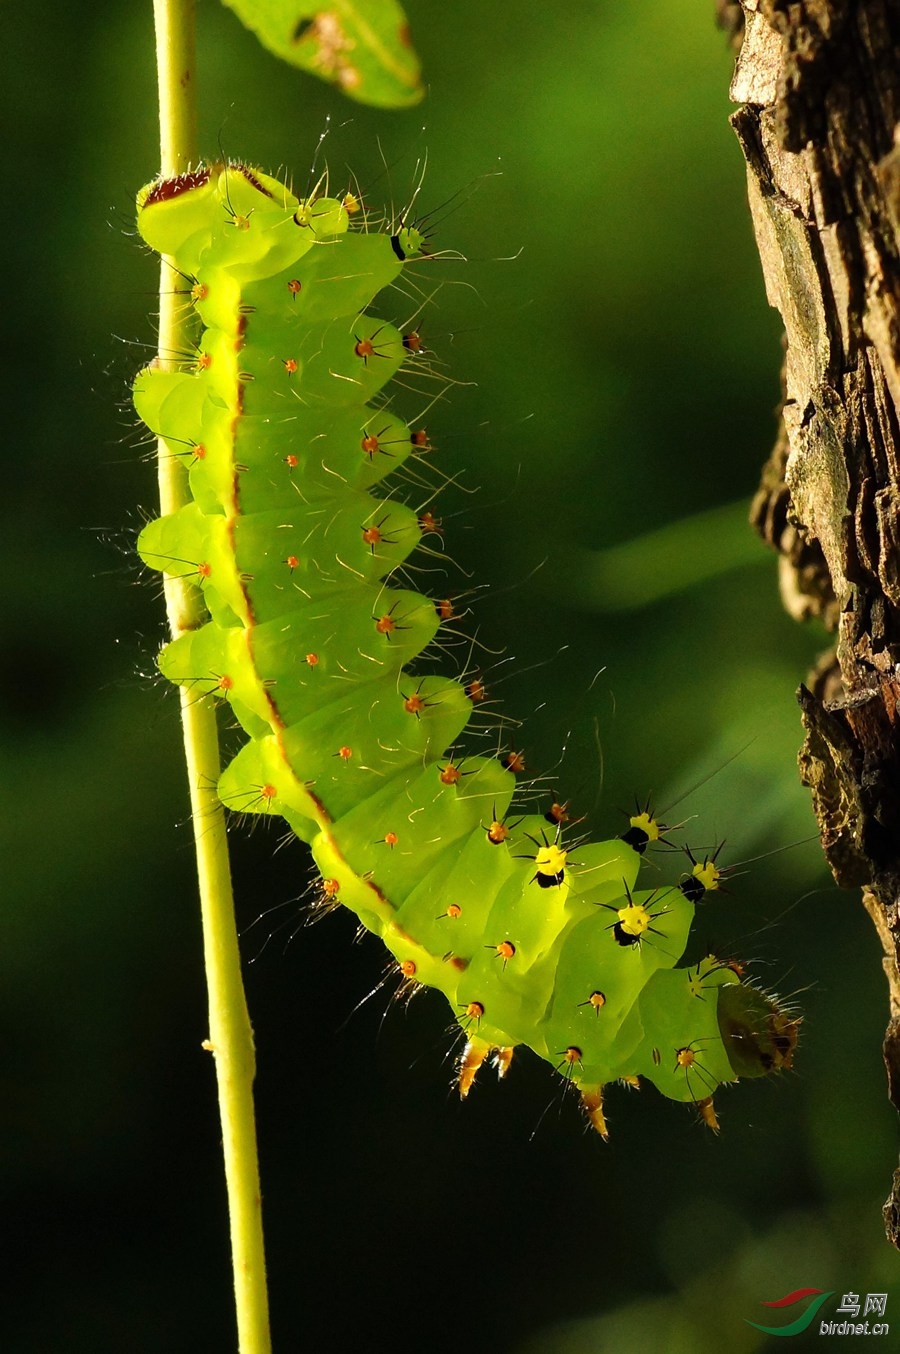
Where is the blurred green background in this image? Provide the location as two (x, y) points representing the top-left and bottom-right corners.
(3, 1), (897, 1350)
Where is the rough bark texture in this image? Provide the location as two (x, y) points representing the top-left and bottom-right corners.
(726, 0), (900, 1245)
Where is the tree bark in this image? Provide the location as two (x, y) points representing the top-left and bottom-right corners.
(724, 0), (900, 1246)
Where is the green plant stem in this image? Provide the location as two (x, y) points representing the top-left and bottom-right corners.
(152, 3), (272, 1351)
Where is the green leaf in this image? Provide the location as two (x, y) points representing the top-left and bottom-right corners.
(220, 0), (423, 107)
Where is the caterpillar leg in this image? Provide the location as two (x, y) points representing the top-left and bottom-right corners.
(492, 1046), (513, 1080)
(696, 1095), (720, 1133)
(457, 1037), (491, 1098)
(580, 1086), (609, 1140)
(458, 1039), (515, 1096)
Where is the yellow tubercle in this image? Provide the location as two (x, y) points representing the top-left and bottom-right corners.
(692, 859), (721, 892)
(534, 843), (567, 877)
(629, 810), (659, 841)
(616, 901), (651, 937)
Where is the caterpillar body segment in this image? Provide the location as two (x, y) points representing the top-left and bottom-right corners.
(136, 162), (798, 1133)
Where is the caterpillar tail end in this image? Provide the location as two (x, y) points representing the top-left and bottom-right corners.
(580, 1087), (609, 1140)
(696, 1095), (720, 1133)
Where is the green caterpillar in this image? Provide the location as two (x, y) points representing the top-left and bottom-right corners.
(135, 161), (798, 1135)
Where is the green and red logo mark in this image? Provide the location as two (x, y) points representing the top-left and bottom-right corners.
(745, 1289), (834, 1336)
(746, 1289), (890, 1336)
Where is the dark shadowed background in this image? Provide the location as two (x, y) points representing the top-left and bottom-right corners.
(3, 2), (897, 1350)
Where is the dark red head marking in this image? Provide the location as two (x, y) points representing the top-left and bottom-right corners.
(232, 164), (274, 197)
(142, 167), (212, 207)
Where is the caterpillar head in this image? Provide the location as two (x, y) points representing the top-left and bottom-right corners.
(137, 161), (348, 277)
